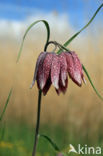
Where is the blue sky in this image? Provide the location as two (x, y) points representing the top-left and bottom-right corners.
(0, 0), (103, 28)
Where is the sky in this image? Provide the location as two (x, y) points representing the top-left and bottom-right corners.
(0, 0), (103, 38)
(0, 0), (103, 25)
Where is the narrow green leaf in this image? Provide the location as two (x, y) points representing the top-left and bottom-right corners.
(0, 88), (12, 121)
(57, 3), (103, 54)
(0, 123), (6, 140)
(39, 134), (60, 152)
(16, 20), (50, 62)
(82, 65), (103, 101)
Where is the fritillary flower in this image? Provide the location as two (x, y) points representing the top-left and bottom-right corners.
(30, 51), (86, 95)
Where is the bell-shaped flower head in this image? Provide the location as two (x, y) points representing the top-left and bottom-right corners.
(31, 51), (86, 95)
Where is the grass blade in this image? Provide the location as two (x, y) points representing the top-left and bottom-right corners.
(57, 3), (103, 54)
(0, 123), (6, 140)
(16, 20), (50, 62)
(82, 65), (103, 101)
(0, 88), (13, 121)
(39, 134), (60, 152)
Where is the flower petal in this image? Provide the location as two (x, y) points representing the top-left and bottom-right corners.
(43, 76), (51, 95)
(65, 51), (82, 86)
(51, 54), (60, 89)
(71, 52), (83, 85)
(30, 52), (47, 88)
(56, 77), (68, 95)
(36, 52), (48, 89)
(42, 53), (53, 89)
(59, 52), (68, 87)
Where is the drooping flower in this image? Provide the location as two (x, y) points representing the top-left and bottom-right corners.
(30, 51), (86, 95)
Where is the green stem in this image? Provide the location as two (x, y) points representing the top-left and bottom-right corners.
(32, 90), (42, 156)
(44, 41), (70, 52)
(0, 88), (12, 121)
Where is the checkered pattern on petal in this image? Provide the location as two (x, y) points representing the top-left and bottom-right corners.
(30, 52), (47, 88)
(65, 51), (83, 86)
(51, 54), (60, 89)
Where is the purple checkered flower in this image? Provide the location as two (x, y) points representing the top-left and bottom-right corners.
(30, 51), (86, 95)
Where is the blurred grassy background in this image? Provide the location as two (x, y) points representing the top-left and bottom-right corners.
(0, 1), (103, 155)
(0, 25), (103, 155)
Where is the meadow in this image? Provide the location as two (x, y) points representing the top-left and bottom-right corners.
(0, 20), (103, 156)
